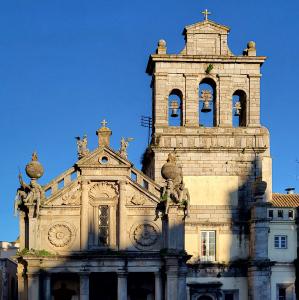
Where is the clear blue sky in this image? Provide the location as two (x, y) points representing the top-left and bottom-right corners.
(1, 0), (299, 241)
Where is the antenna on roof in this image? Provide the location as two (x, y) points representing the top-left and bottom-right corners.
(141, 116), (152, 146)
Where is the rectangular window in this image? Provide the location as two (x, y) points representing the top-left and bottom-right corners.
(288, 210), (294, 219)
(278, 287), (286, 300)
(274, 235), (287, 249)
(98, 205), (109, 246)
(201, 231), (216, 262)
(268, 210), (273, 219)
(278, 210), (284, 218)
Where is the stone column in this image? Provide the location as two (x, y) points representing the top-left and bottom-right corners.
(44, 273), (51, 300)
(217, 74), (232, 127)
(248, 74), (262, 127)
(19, 211), (26, 249)
(80, 179), (89, 250)
(248, 188), (271, 300)
(178, 265), (188, 300)
(154, 73), (168, 127)
(184, 74), (199, 126)
(80, 273), (90, 300)
(165, 263), (178, 300)
(119, 181), (127, 250)
(117, 272), (128, 300)
(17, 264), (26, 300)
(154, 271), (162, 300)
(27, 205), (37, 249)
(27, 273), (40, 300)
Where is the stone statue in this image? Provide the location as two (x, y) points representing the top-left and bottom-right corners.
(158, 152), (190, 217)
(76, 134), (89, 159)
(119, 137), (134, 159)
(14, 153), (46, 217)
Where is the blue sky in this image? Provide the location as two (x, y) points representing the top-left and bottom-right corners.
(0, 0), (299, 241)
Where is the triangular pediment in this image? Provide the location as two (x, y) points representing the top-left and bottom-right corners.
(126, 181), (160, 207)
(43, 180), (81, 206)
(184, 20), (230, 35)
(76, 146), (132, 168)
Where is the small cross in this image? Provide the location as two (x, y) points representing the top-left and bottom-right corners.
(101, 119), (107, 127)
(202, 9), (211, 21)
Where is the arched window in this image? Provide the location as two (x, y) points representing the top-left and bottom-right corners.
(199, 78), (216, 127)
(232, 90), (247, 127)
(168, 89), (183, 126)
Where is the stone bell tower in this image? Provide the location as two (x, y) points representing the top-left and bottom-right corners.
(143, 12), (272, 206)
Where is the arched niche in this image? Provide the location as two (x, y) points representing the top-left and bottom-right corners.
(199, 78), (216, 127)
(232, 90), (247, 127)
(168, 89), (183, 126)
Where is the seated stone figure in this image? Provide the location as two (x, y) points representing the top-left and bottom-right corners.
(159, 152), (190, 217)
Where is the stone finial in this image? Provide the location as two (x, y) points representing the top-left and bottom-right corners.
(161, 152), (181, 181)
(96, 119), (112, 147)
(25, 152), (44, 180)
(156, 39), (167, 54)
(243, 41), (256, 56)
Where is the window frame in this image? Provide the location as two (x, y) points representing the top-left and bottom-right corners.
(200, 230), (216, 262)
(274, 235), (288, 249)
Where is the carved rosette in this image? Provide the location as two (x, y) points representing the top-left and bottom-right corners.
(131, 223), (159, 250)
(48, 223), (73, 248)
(89, 182), (119, 200)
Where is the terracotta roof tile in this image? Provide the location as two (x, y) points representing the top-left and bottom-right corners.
(271, 193), (299, 207)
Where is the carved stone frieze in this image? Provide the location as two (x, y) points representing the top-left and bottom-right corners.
(130, 195), (146, 206)
(61, 185), (81, 205)
(48, 224), (73, 248)
(89, 182), (119, 200)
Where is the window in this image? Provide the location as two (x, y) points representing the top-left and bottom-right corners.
(278, 287), (286, 300)
(268, 210), (273, 219)
(232, 90), (247, 127)
(288, 210), (294, 219)
(278, 210), (284, 218)
(201, 231), (216, 261)
(223, 290), (238, 300)
(225, 294), (234, 300)
(274, 235), (287, 249)
(98, 205), (109, 246)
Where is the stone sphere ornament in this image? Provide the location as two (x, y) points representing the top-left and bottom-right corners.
(158, 39), (166, 47)
(161, 152), (181, 181)
(247, 41), (256, 49)
(25, 152), (44, 179)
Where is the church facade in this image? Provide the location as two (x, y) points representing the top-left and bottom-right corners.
(15, 14), (297, 300)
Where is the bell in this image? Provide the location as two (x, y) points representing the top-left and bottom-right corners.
(234, 101), (241, 117)
(201, 100), (211, 113)
(170, 100), (179, 117)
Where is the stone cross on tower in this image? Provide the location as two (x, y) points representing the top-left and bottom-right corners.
(201, 9), (211, 21)
(101, 119), (108, 128)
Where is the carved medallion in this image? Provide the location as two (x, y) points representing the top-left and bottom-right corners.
(133, 224), (158, 247)
(48, 224), (72, 247)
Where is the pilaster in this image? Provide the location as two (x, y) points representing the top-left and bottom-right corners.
(154, 271), (163, 300)
(154, 73), (168, 127)
(184, 74), (199, 126)
(27, 272), (40, 300)
(79, 273), (90, 300)
(117, 271), (128, 300)
(119, 181), (127, 250)
(80, 179), (89, 250)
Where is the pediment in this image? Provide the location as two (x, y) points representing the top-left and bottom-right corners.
(76, 146), (131, 168)
(44, 180), (81, 206)
(184, 20), (230, 35)
(126, 182), (160, 207)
